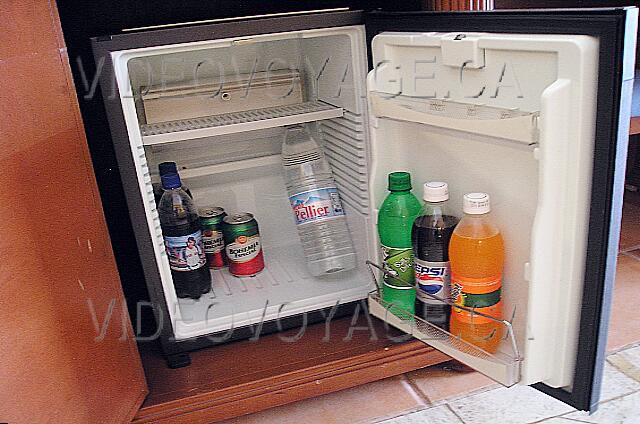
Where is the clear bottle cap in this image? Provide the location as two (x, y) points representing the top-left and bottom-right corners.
(423, 181), (449, 202)
(463, 192), (491, 214)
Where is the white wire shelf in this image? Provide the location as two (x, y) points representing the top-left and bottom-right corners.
(140, 101), (344, 146)
(366, 261), (522, 387)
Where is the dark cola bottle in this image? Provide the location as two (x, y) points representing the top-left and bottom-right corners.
(158, 172), (211, 299)
(411, 182), (459, 330)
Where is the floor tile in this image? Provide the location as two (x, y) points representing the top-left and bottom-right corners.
(562, 391), (640, 423)
(224, 375), (425, 424)
(379, 405), (463, 424)
(624, 248), (640, 260)
(598, 362), (640, 402)
(606, 255), (640, 352)
(448, 385), (573, 424)
(608, 345), (640, 382)
(405, 361), (497, 403)
(619, 202), (640, 251)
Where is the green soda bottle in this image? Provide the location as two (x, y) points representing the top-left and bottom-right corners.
(377, 172), (422, 319)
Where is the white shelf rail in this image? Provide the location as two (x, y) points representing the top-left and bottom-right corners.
(141, 101), (344, 145)
(369, 93), (539, 145)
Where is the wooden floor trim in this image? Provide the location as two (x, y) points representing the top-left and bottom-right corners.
(133, 342), (449, 423)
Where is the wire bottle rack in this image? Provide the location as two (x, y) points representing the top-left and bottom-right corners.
(366, 260), (522, 386)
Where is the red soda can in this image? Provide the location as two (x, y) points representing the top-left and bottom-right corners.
(222, 213), (265, 277)
(199, 207), (227, 269)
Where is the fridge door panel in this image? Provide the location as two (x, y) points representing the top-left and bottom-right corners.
(368, 31), (598, 388)
(365, 8), (636, 411)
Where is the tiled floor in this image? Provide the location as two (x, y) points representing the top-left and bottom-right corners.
(229, 195), (640, 424)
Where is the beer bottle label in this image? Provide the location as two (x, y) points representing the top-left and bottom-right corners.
(289, 187), (346, 226)
(164, 230), (207, 271)
(450, 275), (502, 324)
(381, 245), (415, 288)
(414, 259), (450, 304)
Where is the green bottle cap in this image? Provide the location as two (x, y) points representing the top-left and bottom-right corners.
(388, 172), (412, 191)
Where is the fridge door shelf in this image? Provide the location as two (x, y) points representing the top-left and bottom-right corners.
(366, 262), (522, 387)
(369, 93), (539, 145)
(140, 100), (344, 145)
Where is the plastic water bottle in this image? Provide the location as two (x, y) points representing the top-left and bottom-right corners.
(281, 125), (357, 277)
(412, 182), (459, 329)
(158, 172), (211, 299)
(377, 172), (422, 319)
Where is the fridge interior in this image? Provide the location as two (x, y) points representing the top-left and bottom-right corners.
(112, 25), (599, 390)
(114, 26), (375, 341)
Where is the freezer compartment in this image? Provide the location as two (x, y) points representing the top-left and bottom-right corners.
(120, 27), (366, 145)
(139, 69), (305, 124)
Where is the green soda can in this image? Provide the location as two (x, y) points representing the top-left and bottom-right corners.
(377, 172), (422, 319)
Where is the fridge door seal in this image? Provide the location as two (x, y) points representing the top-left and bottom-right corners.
(364, 8), (637, 412)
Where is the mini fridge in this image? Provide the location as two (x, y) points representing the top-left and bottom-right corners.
(91, 8), (636, 411)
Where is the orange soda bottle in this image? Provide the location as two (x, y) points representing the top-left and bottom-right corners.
(449, 193), (504, 353)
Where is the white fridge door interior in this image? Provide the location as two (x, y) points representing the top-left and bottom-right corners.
(367, 32), (599, 389)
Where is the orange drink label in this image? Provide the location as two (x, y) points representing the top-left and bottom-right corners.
(450, 275), (502, 324)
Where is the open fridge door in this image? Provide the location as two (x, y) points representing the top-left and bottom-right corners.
(364, 8), (637, 411)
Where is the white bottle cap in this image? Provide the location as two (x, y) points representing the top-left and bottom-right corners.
(463, 192), (491, 214)
(423, 181), (449, 202)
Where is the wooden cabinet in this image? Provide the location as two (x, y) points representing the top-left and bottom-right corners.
(0, 1), (147, 422)
(5, 2), (633, 421)
(134, 321), (447, 423)
(1, 7), (446, 423)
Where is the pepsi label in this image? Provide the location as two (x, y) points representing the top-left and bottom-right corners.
(414, 258), (450, 304)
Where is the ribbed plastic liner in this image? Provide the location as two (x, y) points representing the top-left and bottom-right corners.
(319, 111), (369, 214)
